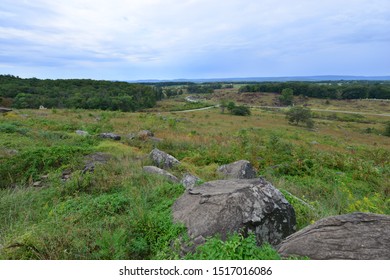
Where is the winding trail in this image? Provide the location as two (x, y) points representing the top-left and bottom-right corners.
(174, 104), (390, 117)
(250, 106), (390, 117)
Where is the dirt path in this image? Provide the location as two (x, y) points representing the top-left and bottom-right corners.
(173, 104), (390, 117)
(173, 105), (218, 113)
(251, 106), (390, 117)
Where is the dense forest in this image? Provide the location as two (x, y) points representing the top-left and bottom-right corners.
(1, 76), (390, 112)
(0, 75), (162, 111)
(239, 81), (390, 99)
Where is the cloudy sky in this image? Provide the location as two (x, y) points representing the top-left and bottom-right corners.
(1, 0), (389, 80)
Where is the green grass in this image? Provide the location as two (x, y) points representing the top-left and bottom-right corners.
(0, 101), (389, 259)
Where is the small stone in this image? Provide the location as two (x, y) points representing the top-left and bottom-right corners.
(76, 130), (89, 136)
(33, 181), (42, 187)
(99, 133), (121, 140)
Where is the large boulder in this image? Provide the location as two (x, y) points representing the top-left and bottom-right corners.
(277, 212), (390, 260)
(217, 160), (257, 179)
(142, 166), (179, 183)
(149, 148), (180, 169)
(172, 178), (296, 250)
(181, 173), (202, 189)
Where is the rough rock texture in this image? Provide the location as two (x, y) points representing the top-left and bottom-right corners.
(149, 148), (180, 169)
(99, 132), (121, 141)
(143, 166), (179, 183)
(181, 173), (202, 189)
(277, 212), (390, 260)
(217, 160), (257, 179)
(172, 178), (296, 251)
(83, 152), (113, 174)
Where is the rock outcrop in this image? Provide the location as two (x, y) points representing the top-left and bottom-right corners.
(149, 148), (180, 169)
(217, 160), (257, 179)
(142, 166), (179, 183)
(99, 132), (121, 140)
(172, 178), (296, 251)
(277, 212), (390, 260)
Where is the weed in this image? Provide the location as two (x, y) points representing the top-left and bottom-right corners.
(185, 233), (281, 260)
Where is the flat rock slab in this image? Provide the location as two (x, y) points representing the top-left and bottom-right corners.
(172, 178), (296, 250)
(149, 148), (180, 169)
(277, 212), (390, 260)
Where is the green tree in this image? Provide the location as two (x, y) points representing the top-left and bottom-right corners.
(231, 105), (251, 116)
(286, 106), (313, 127)
(227, 101), (236, 111)
(220, 100), (228, 113)
(384, 122), (390, 137)
(279, 88), (294, 106)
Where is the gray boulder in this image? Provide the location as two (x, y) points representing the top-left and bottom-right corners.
(143, 166), (179, 183)
(277, 212), (390, 260)
(172, 178), (296, 251)
(217, 160), (257, 179)
(83, 152), (113, 173)
(149, 148), (180, 169)
(76, 130), (89, 136)
(99, 132), (121, 140)
(181, 173), (202, 189)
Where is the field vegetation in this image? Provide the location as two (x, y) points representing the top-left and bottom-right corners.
(0, 80), (389, 260)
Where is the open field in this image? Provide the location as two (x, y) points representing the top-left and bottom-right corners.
(0, 97), (389, 259)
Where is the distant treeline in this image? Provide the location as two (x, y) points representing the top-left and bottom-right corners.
(239, 81), (390, 99)
(0, 75), (162, 111)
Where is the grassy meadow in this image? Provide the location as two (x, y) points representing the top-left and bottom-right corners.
(0, 92), (389, 259)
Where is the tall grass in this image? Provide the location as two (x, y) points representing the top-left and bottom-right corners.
(0, 106), (389, 259)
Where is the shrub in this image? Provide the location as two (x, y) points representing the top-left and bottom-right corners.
(286, 106), (313, 127)
(185, 233), (281, 260)
(0, 145), (92, 187)
(231, 105), (251, 116)
(279, 88), (294, 106)
(384, 122), (390, 137)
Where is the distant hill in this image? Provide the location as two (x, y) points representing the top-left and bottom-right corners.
(130, 75), (390, 83)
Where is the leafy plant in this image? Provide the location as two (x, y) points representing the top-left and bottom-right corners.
(186, 233), (281, 260)
(285, 106), (313, 127)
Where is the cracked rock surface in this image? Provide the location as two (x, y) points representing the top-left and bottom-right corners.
(277, 212), (390, 259)
(172, 178), (296, 252)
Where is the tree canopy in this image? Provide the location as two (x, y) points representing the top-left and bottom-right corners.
(239, 81), (390, 100)
(0, 75), (161, 111)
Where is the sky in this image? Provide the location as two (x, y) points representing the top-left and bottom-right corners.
(0, 0), (389, 80)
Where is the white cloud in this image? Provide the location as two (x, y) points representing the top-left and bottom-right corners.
(1, 0), (389, 78)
